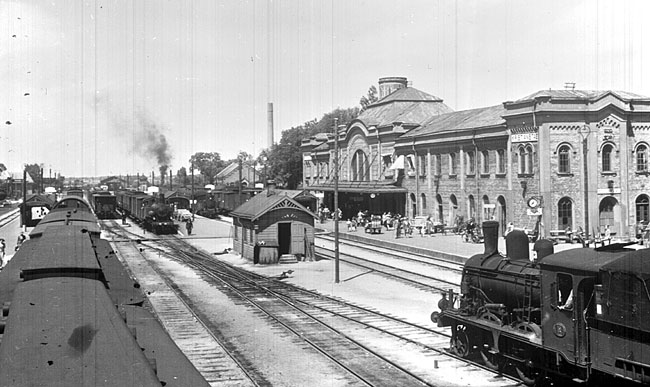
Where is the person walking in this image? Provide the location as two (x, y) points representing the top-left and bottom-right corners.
(185, 219), (193, 235)
(0, 238), (5, 268)
(15, 233), (26, 251)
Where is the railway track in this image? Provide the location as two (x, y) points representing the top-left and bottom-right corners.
(315, 236), (462, 293)
(103, 220), (519, 387)
(104, 222), (261, 387)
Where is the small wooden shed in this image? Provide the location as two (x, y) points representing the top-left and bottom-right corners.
(230, 189), (316, 264)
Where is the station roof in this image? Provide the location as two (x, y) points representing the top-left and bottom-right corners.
(399, 105), (506, 139)
(356, 87), (453, 128)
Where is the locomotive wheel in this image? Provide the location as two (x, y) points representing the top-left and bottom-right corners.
(515, 362), (544, 387)
(450, 325), (470, 358)
(513, 322), (542, 339)
(480, 350), (505, 372)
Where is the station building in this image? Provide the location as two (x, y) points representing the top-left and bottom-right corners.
(301, 77), (650, 239)
(230, 186), (317, 264)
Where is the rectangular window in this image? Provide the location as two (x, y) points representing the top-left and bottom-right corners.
(497, 150), (506, 174)
(481, 151), (489, 174)
(434, 154), (441, 175)
(449, 153), (457, 175)
(419, 155), (427, 175)
(466, 152), (475, 175)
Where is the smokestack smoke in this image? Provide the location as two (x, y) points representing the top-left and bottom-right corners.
(98, 94), (173, 175)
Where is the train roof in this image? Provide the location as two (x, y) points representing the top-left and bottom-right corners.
(600, 249), (650, 281)
(30, 210), (101, 237)
(539, 247), (627, 274)
(52, 196), (92, 211)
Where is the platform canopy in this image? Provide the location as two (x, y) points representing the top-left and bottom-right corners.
(307, 180), (406, 194)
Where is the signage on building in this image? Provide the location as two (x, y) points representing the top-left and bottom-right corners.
(527, 208), (543, 216)
(511, 132), (538, 143)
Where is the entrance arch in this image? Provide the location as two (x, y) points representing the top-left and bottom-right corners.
(599, 196), (620, 235)
(449, 194), (458, 227)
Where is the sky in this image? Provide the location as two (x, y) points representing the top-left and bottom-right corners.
(1, 0), (649, 178)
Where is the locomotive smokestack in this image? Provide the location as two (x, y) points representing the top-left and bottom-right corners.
(268, 102), (274, 148)
(482, 220), (499, 257)
(506, 230), (530, 261)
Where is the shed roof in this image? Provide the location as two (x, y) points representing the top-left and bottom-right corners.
(230, 190), (316, 221)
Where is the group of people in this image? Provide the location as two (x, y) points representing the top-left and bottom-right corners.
(0, 233), (27, 269)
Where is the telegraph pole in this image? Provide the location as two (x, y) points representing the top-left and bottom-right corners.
(334, 118), (340, 283)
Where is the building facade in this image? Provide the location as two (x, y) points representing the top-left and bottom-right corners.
(301, 78), (650, 239)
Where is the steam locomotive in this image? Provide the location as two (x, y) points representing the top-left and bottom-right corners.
(0, 195), (208, 386)
(116, 190), (178, 234)
(434, 221), (650, 386)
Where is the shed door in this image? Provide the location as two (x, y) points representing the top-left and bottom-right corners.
(278, 223), (291, 255)
(291, 224), (306, 256)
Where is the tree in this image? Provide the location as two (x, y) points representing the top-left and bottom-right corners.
(359, 85), (378, 113)
(262, 107), (359, 189)
(189, 152), (224, 184)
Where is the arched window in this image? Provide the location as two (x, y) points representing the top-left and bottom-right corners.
(602, 144), (613, 172)
(482, 195), (490, 221)
(558, 145), (571, 173)
(468, 195), (476, 219)
(518, 147), (526, 174)
(525, 145), (533, 174)
(351, 150), (368, 181)
(481, 150), (489, 174)
(466, 151), (475, 175)
(558, 197), (573, 230)
(421, 193), (427, 210)
(497, 149), (506, 174)
(636, 195), (649, 225)
(410, 193), (417, 217)
(436, 194), (443, 223)
(637, 144), (648, 172)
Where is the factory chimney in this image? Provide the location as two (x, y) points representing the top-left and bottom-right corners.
(267, 102), (274, 148)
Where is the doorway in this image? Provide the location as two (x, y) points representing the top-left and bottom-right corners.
(278, 223), (292, 255)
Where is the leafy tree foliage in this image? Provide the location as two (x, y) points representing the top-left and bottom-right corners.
(189, 152), (224, 184)
(359, 85), (378, 113)
(262, 107), (359, 189)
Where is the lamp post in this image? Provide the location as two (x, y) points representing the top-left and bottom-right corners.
(580, 124), (591, 239)
(333, 118), (340, 284)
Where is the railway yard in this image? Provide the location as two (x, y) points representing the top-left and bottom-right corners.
(0, 205), (620, 387)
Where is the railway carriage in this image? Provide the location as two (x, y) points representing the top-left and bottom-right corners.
(435, 221), (650, 386)
(0, 197), (208, 386)
(86, 190), (118, 219)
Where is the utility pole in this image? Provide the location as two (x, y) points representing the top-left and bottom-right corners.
(334, 118), (340, 284)
(191, 162), (195, 214)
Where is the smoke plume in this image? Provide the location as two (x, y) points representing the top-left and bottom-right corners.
(98, 93), (173, 178)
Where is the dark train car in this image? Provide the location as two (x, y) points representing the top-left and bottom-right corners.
(65, 187), (84, 198)
(20, 194), (55, 227)
(88, 190), (118, 219)
(435, 221), (650, 386)
(210, 186), (261, 215)
(116, 190), (178, 234)
(0, 198), (208, 386)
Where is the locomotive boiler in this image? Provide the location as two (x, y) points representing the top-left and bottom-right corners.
(435, 220), (650, 386)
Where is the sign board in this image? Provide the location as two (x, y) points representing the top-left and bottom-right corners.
(527, 208), (543, 216)
(511, 132), (538, 143)
(483, 203), (496, 209)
